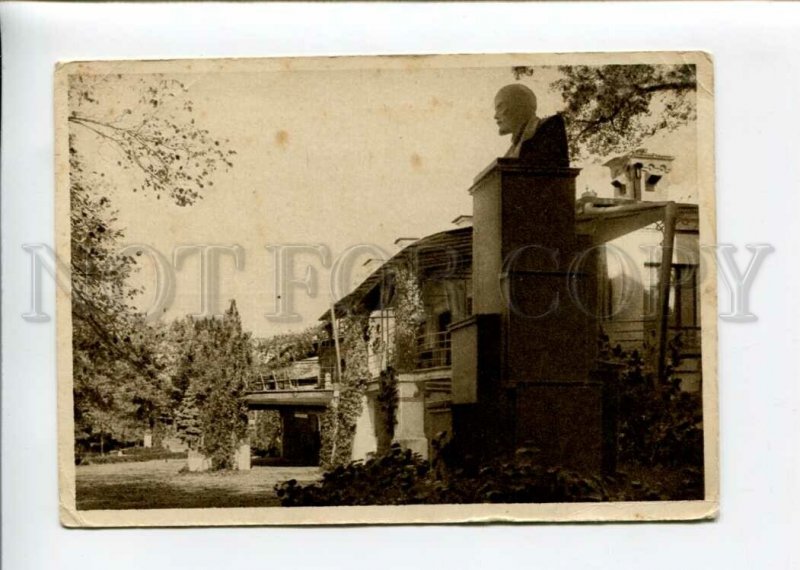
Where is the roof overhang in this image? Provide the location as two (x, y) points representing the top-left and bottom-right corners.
(576, 198), (698, 245)
(243, 389), (334, 409)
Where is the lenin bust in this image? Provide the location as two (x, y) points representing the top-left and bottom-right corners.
(494, 84), (570, 168)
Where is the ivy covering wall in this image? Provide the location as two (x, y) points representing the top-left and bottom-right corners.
(319, 311), (370, 469)
(392, 265), (426, 373)
(320, 264), (427, 468)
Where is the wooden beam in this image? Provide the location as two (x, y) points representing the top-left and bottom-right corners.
(656, 202), (678, 382)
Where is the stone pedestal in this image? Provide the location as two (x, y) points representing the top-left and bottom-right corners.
(187, 450), (211, 472)
(393, 374), (429, 458)
(514, 382), (603, 472)
(451, 159), (602, 472)
(351, 394), (378, 461)
(235, 443), (251, 471)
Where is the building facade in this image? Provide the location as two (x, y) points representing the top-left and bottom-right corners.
(242, 149), (702, 467)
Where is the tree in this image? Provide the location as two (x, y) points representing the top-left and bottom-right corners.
(69, 74), (235, 206)
(171, 301), (252, 469)
(513, 64), (697, 158)
(72, 315), (171, 453)
(69, 74), (236, 360)
(197, 301), (252, 469)
(170, 322), (204, 448)
(68, 74), (235, 451)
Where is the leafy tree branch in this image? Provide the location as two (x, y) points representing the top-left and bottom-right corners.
(514, 64), (697, 158)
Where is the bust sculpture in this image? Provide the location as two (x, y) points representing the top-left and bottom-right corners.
(493, 84), (570, 167)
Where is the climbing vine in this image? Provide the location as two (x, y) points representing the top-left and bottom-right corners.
(319, 311), (371, 469)
(392, 265), (426, 373)
(369, 264), (427, 454)
(375, 367), (398, 454)
(254, 325), (324, 379)
(376, 265), (426, 452)
(319, 263), (427, 467)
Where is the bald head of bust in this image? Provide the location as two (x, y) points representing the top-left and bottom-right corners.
(494, 84), (538, 142)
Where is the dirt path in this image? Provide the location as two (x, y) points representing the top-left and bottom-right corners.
(76, 459), (320, 510)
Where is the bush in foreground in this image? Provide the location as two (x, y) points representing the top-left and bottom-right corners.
(275, 444), (690, 506)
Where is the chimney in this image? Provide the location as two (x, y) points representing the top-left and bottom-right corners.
(451, 215), (473, 228)
(394, 237), (419, 250)
(361, 258), (383, 272)
(603, 150), (674, 202)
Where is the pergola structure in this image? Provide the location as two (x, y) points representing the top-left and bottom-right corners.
(576, 195), (699, 379)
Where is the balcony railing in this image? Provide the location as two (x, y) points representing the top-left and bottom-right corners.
(415, 331), (452, 370)
(247, 371), (322, 392)
(603, 319), (701, 355)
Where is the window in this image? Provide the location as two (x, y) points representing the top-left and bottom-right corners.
(645, 173), (661, 193)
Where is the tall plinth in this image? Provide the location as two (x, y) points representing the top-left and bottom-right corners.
(450, 159), (602, 472)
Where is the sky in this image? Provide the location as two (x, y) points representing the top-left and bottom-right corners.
(71, 58), (698, 338)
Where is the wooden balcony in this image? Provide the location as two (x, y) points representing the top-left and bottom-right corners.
(415, 331), (451, 370)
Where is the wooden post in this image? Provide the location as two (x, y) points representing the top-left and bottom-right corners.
(656, 202), (678, 382)
(329, 300), (343, 464)
(330, 301), (343, 382)
(328, 387), (340, 465)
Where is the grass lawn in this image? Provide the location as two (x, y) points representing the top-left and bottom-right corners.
(76, 459), (320, 510)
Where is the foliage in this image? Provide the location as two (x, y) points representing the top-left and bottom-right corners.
(278, 445), (431, 506)
(276, 444), (667, 506)
(72, 313), (170, 453)
(391, 264), (426, 372)
(251, 410), (282, 457)
(69, 74), (235, 206)
(253, 324), (325, 383)
(599, 332), (704, 470)
(513, 64), (697, 158)
(370, 264), (424, 453)
(173, 381), (204, 449)
(435, 449), (609, 504)
(201, 301), (252, 469)
(375, 367), (398, 454)
(319, 312), (371, 469)
(70, 140), (170, 449)
(70, 148), (142, 358)
(69, 73), (236, 456)
(172, 301), (253, 469)
(281, 326), (706, 505)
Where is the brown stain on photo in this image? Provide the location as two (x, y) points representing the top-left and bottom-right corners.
(275, 129), (290, 149)
(430, 96), (454, 111)
(410, 152), (423, 170)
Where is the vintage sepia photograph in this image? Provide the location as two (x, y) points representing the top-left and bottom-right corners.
(55, 52), (716, 526)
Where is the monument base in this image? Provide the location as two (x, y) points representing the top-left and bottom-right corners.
(514, 382), (604, 473)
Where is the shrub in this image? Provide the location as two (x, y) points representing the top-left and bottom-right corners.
(278, 445), (431, 506)
(276, 444), (667, 506)
(602, 333), (704, 470)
